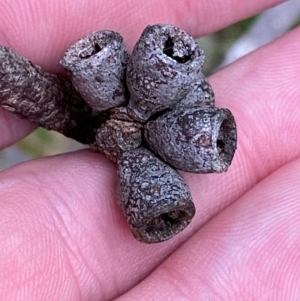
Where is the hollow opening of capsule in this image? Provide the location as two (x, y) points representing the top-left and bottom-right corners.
(79, 43), (102, 59)
(163, 37), (190, 63)
(142, 209), (191, 242)
(93, 43), (102, 53)
(217, 118), (237, 164)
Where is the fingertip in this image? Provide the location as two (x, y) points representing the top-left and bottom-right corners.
(0, 108), (36, 150)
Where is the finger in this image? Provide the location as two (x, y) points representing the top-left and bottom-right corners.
(1, 20), (299, 301)
(0, 0), (285, 152)
(0, 151), (116, 301)
(0, 0), (285, 74)
(116, 157), (300, 300)
(0, 108), (36, 149)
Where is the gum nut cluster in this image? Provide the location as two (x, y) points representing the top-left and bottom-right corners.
(0, 24), (237, 244)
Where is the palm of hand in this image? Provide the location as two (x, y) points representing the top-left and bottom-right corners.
(0, 0), (299, 300)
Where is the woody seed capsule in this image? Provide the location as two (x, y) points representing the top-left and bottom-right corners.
(145, 106), (237, 173)
(177, 73), (215, 108)
(61, 31), (129, 112)
(0, 45), (103, 144)
(117, 147), (195, 243)
(92, 107), (143, 162)
(126, 24), (205, 121)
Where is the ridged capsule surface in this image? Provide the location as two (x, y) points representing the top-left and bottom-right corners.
(145, 106), (237, 173)
(0, 45), (102, 144)
(177, 73), (215, 108)
(92, 107), (143, 162)
(61, 30), (129, 112)
(117, 147), (195, 243)
(127, 24), (205, 121)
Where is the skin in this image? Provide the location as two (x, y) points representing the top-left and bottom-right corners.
(1, 0), (300, 300)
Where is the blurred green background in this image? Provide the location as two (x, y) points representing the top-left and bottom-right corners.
(199, 16), (257, 76)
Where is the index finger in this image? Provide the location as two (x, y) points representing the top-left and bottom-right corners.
(0, 0), (285, 72)
(0, 0), (285, 148)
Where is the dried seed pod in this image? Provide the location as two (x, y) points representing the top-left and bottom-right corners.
(177, 73), (215, 108)
(61, 31), (129, 112)
(145, 106), (237, 173)
(127, 24), (205, 121)
(91, 107), (143, 162)
(117, 147), (195, 243)
(0, 45), (103, 144)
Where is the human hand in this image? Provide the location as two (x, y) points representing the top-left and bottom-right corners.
(1, 0), (300, 300)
